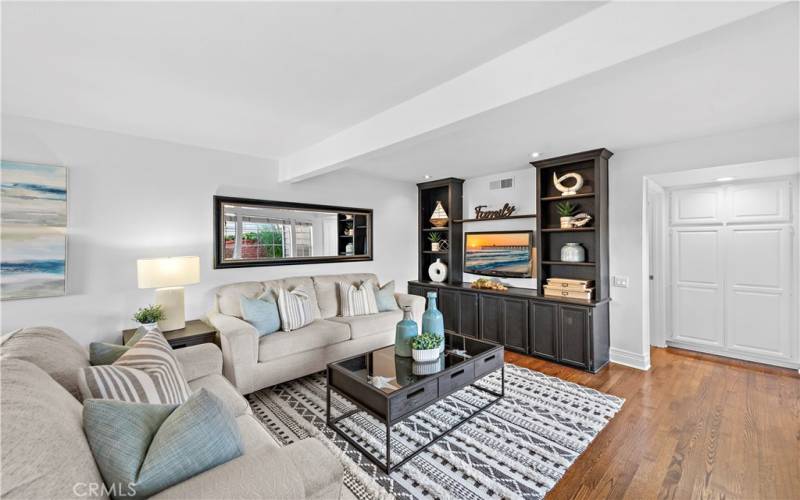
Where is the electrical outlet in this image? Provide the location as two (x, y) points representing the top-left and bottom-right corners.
(613, 276), (629, 288)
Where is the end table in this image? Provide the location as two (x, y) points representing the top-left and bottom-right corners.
(122, 319), (218, 349)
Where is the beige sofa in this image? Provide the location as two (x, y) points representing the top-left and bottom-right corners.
(207, 273), (426, 395)
(0, 327), (343, 499)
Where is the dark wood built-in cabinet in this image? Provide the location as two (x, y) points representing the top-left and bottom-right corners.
(409, 281), (610, 372)
(414, 149), (612, 373)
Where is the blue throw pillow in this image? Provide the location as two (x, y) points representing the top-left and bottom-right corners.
(375, 281), (399, 312)
(83, 388), (243, 500)
(240, 292), (281, 336)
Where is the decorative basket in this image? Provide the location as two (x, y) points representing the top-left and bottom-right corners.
(412, 347), (441, 363)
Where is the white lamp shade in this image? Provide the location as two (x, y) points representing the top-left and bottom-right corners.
(137, 256), (200, 289)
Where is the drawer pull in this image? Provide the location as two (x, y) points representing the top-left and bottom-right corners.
(407, 387), (425, 399)
(484, 355), (496, 363)
(450, 369), (465, 379)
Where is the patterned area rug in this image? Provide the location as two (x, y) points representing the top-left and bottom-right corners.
(247, 363), (624, 500)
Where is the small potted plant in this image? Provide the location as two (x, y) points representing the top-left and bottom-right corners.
(556, 201), (577, 228)
(411, 332), (444, 362)
(428, 232), (442, 251)
(132, 304), (165, 331)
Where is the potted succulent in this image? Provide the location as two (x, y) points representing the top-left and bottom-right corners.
(428, 231), (443, 251)
(411, 332), (444, 362)
(132, 304), (165, 331)
(556, 201), (578, 228)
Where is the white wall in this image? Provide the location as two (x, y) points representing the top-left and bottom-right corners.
(608, 119), (800, 370)
(462, 167), (537, 288)
(0, 115), (417, 345)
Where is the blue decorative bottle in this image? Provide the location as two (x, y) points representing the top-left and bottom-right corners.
(394, 306), (418, 357)
(422, 292), (445, 354)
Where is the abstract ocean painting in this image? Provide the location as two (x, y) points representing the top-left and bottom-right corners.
(465, 231), (533, 278)
(1, 161), (67, 300)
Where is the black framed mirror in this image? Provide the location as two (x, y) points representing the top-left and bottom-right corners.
(213, 196), (373, 269)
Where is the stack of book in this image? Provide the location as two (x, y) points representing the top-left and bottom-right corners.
(543, 278), (594, 301)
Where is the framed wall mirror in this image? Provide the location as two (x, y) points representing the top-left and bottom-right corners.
(213, 196), (373, 268)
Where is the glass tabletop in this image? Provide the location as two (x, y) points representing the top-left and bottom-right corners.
(331, 333), (499, 394)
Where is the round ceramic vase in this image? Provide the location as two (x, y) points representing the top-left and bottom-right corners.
(428, 258), (448, 283)
(560, 242), (586, 262)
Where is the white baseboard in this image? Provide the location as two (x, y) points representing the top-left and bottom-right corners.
(666, 340), (800, 370)
(609, 347), (651, 370)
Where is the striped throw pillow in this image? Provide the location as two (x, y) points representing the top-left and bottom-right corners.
(277, 287), (314, 332)
(77, 329), (191, 405)
(339, 281), (379, 317)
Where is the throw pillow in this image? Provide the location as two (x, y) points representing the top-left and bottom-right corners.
(277, 287), (314, 332)
(78, 329), (191, 405)
(89, 326), (149, 365)
(83, 388), (243, 500)
(374, 280), (399, 312)
(240, 291), (281, 336)
(339, 281), (379, 317)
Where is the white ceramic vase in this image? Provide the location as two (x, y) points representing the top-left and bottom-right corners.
(428, 258), (448, 283)
(560, 242), (586, 262)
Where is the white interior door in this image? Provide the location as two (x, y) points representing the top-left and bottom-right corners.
(667, 179), (797, 368)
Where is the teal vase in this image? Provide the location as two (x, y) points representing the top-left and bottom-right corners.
(394, 306), (418, 357)
(422, 291), (444, 336)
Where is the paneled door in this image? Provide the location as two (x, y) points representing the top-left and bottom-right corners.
(725, 225), (793, 361)
(670, 226), (725, 347)
(667, 178), (797, 368)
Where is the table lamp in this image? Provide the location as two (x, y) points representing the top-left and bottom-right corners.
(136, 256), (200, 331)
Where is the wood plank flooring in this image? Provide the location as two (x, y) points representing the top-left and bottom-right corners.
(504, 347), (800, 500)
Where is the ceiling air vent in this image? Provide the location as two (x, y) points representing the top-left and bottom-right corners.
(489, 177), (514, 190)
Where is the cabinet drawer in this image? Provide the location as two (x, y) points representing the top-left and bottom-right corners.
(474, 350), (503, 378)
(390, 379), (438, 420)
(438, 362), (475, 397)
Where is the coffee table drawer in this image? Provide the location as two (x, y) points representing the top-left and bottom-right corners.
(390, 379), (438, 420)
(474, 351), (503, 378)
(438, 362), (475, 397)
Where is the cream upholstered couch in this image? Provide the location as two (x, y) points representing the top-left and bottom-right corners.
(0, 327), (343, 500)
(207, 273), (426, 395)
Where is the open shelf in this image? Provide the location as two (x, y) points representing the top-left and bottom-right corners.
(423, 250), (448, 255)
(422, 227), (449, 232)
(540, 193), (595, 202)
(541, 260), (596, 267)
(417, 178), (464, 284)
(540, 227), (595, 233)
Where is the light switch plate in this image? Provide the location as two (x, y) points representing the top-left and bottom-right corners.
(613, 276), (629, 288)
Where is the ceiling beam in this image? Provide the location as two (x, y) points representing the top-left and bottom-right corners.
(278, 1), (779, 183)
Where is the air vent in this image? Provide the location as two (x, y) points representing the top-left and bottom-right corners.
(489, 177), (514, 190)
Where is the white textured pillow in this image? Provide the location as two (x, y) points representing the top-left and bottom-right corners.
(77, 329), (191, 405)
(339, 281), (379, 317)
(277, 287), (315, 332)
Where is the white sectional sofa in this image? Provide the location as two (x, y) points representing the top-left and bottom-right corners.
(207, 273), (426, 395)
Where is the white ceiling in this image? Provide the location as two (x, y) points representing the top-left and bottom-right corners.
(339, 2), (799, 182)
(1, 1), (601, 158)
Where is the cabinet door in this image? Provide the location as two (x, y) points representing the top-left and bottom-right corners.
(670, 187), (723, 225)
(559, 305), (590, 369)
(479, 295), (504, 344)
(439, 289), (460, 333)
(728, 181), (790, 223)
(530, 302), (558, 360)
(503, 298), (528, 352)
(459, 292), (480, 338)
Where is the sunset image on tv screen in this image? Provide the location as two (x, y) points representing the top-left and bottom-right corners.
(465, 232), (532, 278)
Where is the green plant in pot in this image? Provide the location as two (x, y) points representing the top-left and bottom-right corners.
(556, 201), (578, 228)
(428, 231), (443, 251)
(411, 332), (444, 362)
(133, 304), (165, 330)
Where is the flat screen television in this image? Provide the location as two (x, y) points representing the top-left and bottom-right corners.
(464, 231), (534, 278)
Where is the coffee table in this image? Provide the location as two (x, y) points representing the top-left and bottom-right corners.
(326, 332), (504, 473)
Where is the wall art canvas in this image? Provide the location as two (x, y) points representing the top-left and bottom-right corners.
(1, 161), (67, 300)
(465, 231), (534, 278)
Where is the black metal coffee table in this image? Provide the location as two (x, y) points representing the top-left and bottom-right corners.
(326, 332), (504, 473)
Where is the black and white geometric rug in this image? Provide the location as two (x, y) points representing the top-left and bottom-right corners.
(247, 363), (624, 500)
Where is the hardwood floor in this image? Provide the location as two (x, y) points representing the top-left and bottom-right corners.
(504, 347), (800, 500)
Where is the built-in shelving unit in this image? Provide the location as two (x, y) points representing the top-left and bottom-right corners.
(337, 213), (369, 256)
(417, 178), (464, 284)
(532, 148), (612, 300)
